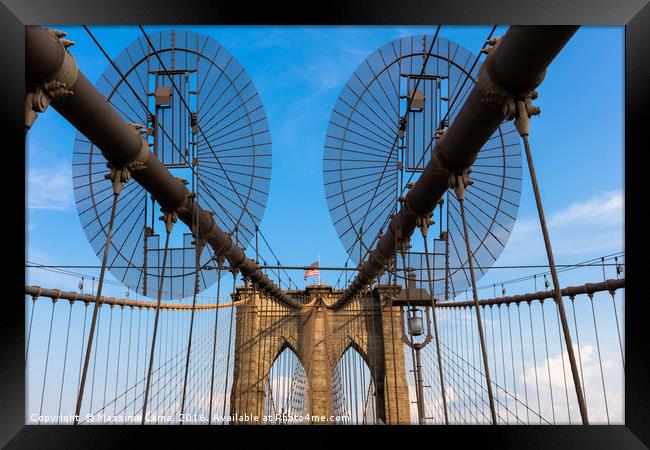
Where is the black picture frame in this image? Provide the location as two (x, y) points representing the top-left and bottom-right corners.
(2, 0), (648, 447)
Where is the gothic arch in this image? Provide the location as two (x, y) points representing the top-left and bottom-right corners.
(263, 344), (310, 422)
(332, 342), (377, 424)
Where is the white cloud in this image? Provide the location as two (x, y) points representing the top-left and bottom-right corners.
(549, 190), (623, 228)
(341, 46), (373, 58)
(27, 160), (74, 211)
(522, 344), (623, 424)
(497, 190), (624, 265)
(403, 319), (623, 425)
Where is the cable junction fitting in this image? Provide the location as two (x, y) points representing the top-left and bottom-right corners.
(448, 168), (473, 201)
(25, 28), (78, 133)
(191, 237), (206, 254)
(128, 122), (147, 135)
(104, 163), (131, 195)
(416, 212), (434, 238)
(385, 255), (395, 274)
(512, 91), (541, 137)
(476, 36), (511, 109)
(480, 37), (501, 55)
(397, 236), (412, 259)
(159, 209), (178, 234)
(205, 254), (225, 271)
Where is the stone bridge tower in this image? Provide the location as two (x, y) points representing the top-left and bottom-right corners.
(229, 284), (411, 424)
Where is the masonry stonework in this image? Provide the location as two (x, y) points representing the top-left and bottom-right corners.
(229, 284), (411, 424)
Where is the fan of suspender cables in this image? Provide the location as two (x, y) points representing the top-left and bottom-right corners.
(324, 34), (522, 298)
(72, 29), (272, 300)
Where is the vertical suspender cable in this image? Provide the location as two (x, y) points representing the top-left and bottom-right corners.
(454, 172), (497, 425)
(113, 305), (124, 416)
(124, 306), (133, 415)
(610, 287), (624, 368)
(141, 216), (173, 424)
(221, 272), (237, 420)
(554, 301), (572, 423)
(528, 302), (542, 423)
(100, 305), (115, 418)
(400, 253), (423, 425)
(517, 102), (589, 422)
(539, 300), (555, 423)
(422, 231), (449, 424)
(25, 297), (37, 364)
(488, 306), (498, 421)
(57, 300), (74, 423)
(516, 304), (529, 423)
(208, 266), (223, 424)
(589, 293), (610, 423)
(497, 306), (509, 422)
(74, 169), (124, 425)
(133, 307), (142, 417)
(506, 305), (519, 421)
(569, 297), (588, 411)
(602, 259), (624, 369)
(180, 195), (203, 422)
(38, 298), (57, 422)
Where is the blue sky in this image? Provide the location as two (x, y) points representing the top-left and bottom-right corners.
(26, 25), (624, 296)
(25, 25), (624, 423)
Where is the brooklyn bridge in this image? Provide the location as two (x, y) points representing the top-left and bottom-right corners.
(24, 24), (625, 425)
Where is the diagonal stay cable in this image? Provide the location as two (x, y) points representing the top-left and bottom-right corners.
(83, 26), (195, 180)
(86, 26), (291, 296)
(137, 26), (293, 286)
(138, 25), (260, 233)
(353, 26), (441, 258)
(352, 26), (498, 279)
(86, 25), (261, 259)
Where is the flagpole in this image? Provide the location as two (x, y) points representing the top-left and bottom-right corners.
(318, 254), (321, 286)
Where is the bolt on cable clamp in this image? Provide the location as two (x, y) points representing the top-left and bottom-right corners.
(502, 90), (540, 130)
(128, 122), (148, 136)
(104, 164), (132, 195)
(433, 128), (447, 141)
(47, 28), (75, 49)
(448, 169), (473, 200)
(26, 80), (74, 131)
(397, 237), (412, 256)
(480, 37), (501, 55)
(513, 92), (541, 137)
(176, 177), (190, 186)
(159, 209), (179, 234)
(415, 212), (434, 237)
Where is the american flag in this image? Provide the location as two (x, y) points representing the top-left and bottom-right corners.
(304, 261), (320, 280)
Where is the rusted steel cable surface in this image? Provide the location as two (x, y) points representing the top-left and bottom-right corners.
(25, 25), (299, 309)
(335, 26), (578, 308)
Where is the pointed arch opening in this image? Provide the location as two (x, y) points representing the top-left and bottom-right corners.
(333, 342), (377, 424)
(263, 343), (309, 424)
